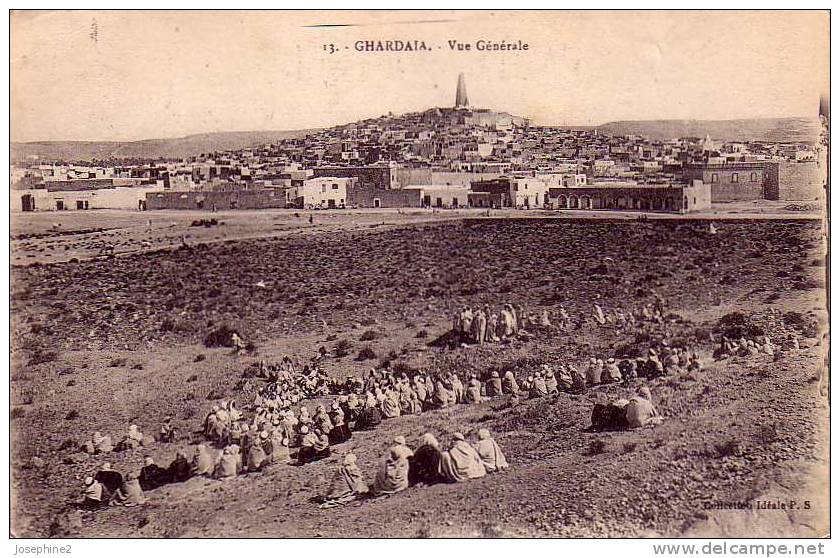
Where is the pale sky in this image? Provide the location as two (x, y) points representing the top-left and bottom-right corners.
(10, 10), (829, 142)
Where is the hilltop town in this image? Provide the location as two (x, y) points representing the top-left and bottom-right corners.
(10, 74), (827, 215)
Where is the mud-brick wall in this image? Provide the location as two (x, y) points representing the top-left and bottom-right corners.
(346, 184), (422, 208)
(764, 162), (824, 201)
(711, 181), (764, 202)
(145, 190), (284, 210)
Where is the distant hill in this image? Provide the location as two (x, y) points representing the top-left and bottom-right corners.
(596, 117), (820, 143)
(11, 129), (316, 162)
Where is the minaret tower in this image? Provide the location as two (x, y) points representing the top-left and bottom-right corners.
(455, 72), (470, 108)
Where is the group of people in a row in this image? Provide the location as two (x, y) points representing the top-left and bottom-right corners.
(246, 356), (348, 404)
(320, 429), (508, 508)
(451, 302), (552, 345)
(714, 335), (779, 360)
(79, 418), (177, 457)
(590, 386), (663, 432)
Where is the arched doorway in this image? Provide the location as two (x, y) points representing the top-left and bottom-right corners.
(569, 195), (579, 209)
(558, 195), (567, 209)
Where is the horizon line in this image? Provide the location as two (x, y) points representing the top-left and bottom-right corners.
(11, 112), (819, 146)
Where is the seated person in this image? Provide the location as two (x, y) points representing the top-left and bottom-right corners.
(159, 417), (177, 443)
(110, 471), (147, 507)
(80, 477), (105, 510)
(408, 433), (444, 487)
(440, 433), (486, 483)
(94, 463), (123, 499)
(320, 453), (368, 509)
(167, 450), (192, 483)
(372, 437), (413, 496)
(625, 387), (663, 428)
(214, 446), (241, 479)
(138, 456), (169, 491)
(473, 429), (509, 473)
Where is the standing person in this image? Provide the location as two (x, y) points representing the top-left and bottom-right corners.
(486, 311), (500, 342)
(451, 373), (465, 404)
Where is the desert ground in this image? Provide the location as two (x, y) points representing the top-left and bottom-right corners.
(9, 208), (829, 538)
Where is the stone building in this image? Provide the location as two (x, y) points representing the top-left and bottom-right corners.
(546, 180), (711, 213)
(763, 161), (825, 201)
(683, 162), (765, 201)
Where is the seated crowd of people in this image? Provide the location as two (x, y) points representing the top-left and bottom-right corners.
(78, 418), (178, 457)
(75, 298), (707, 514)
(714, 335), (779, 360)
(319, 429), (508, 509)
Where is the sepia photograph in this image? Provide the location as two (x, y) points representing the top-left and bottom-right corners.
(7, 8), (831, 543)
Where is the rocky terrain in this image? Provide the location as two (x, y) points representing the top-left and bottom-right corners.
(9, 217), (829, 538)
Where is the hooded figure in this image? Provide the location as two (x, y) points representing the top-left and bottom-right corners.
(191, 444), (216, 476)
(529, 372), (548, 398)
(602, 359), (622, 383)
(268, 428), (291, 465)
(625, 387), (661, 428)
(110, 472), (146, 507)
(440, 433), (487, 482)
(432, 379), (455, 409)
(313, 405), (334, 434)
(408, 433), (445, 487)
(501, 371), (520, 396)
(381, 389), (401, 419)
(245, 432), (268, 472)
(486, 371), (503, 397)
(466, 376), (482, 403)
(486, 313), (500, 342)
(167, 451), (191, 483)
(81, 476), (104, 509)
(328, 403), (352, 445)
(460, 307), (474, 337)
(214, 446), (241, 478)
(139, 456), (169, 491)
(92, 431), (113, 454)
(471, 309), (487, 344)
(372, 436), (413, 496)
(473, 429), (509, 473)
(451, 375), (465, 403)
(94, 463), (123, 497)
(321, 453), (368, 508)
(543, 367), (558, 395)
(354, 394), (382, 431)
(586, 358), (602, 386)
(413, 377), (428, 403)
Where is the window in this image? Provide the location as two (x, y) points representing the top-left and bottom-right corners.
(332, 183), (339, 190)
(750, 172), (758, 182)
(711, 173), (718, 183)
(731, 173), (739, 183)
(321, 185), (326, 193)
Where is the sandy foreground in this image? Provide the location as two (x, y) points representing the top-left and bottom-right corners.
(9, 208), (828, 538)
